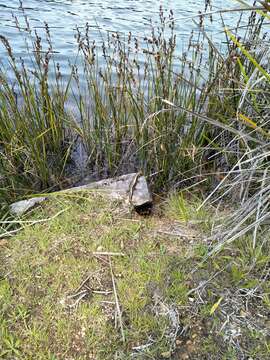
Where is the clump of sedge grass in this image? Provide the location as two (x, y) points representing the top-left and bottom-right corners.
(0, 4), (269, 243)
(0, 6), (233, 202)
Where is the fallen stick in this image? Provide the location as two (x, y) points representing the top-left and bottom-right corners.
(93, 251), (125, 257)
(0, 208), (69, 239)
(110, 259), (125, 343)
(157, 230), (197, 239)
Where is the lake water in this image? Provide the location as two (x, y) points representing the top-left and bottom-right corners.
(0, 0), (244, 76)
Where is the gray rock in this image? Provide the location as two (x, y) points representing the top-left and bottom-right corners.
(128, 174), (152, 208)
(73, 173), (152, 207)
(10, 197), (47, 217)
(9, 173), (152, 216)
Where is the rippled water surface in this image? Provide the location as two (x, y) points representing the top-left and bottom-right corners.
(0, 0), (238, 69)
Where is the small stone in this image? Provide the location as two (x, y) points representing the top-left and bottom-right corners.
(59, 298), (66, 307)
(161, 351), (171, 358)
(181, 354), (189, 360)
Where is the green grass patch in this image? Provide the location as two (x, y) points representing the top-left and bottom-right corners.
(1, 192), (270, 359)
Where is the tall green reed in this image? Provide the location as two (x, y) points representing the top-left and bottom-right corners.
(72, 8), (211, 188)
(0, 17), (73, 201)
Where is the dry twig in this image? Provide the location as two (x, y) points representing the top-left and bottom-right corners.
(110, 258), (125, 343)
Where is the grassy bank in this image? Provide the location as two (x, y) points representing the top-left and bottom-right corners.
(1, 193), (270, 359)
